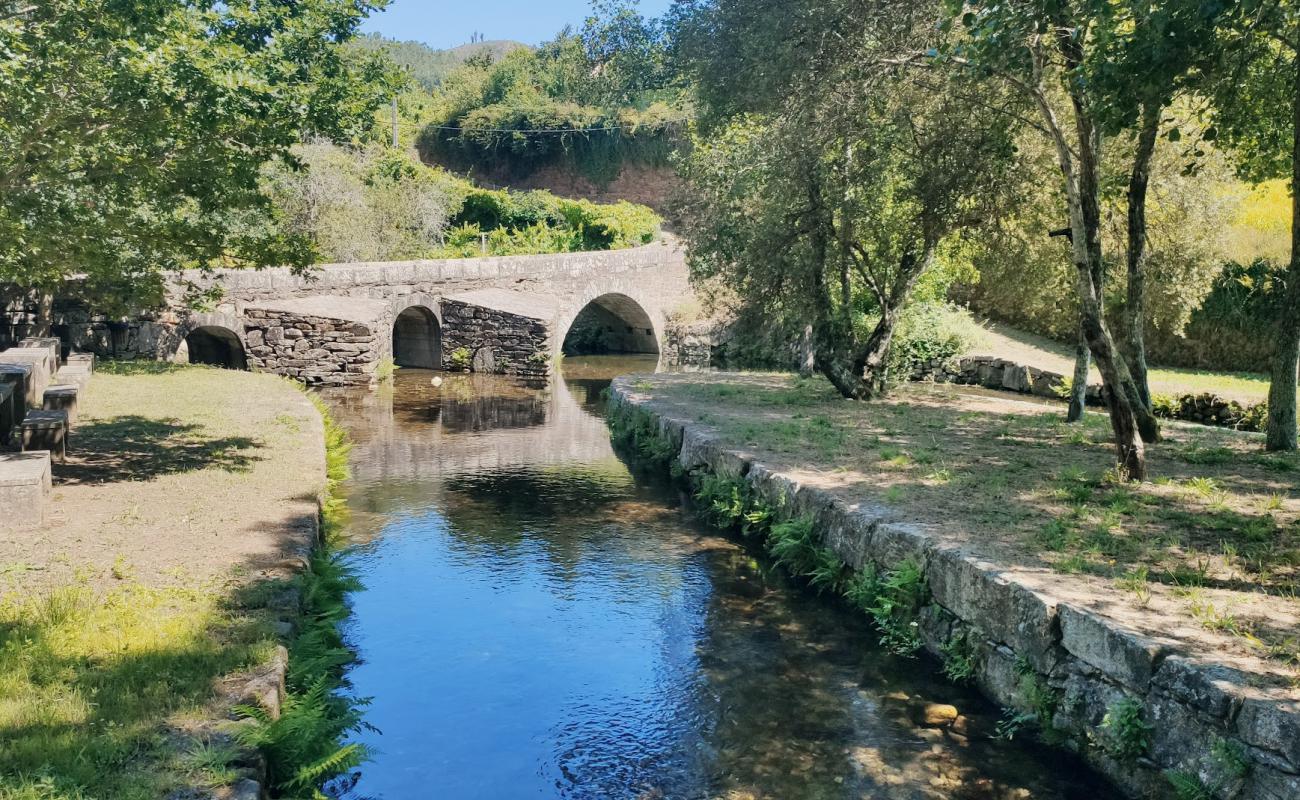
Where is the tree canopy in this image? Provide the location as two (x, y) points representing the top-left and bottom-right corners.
(0, 0), (399, 310)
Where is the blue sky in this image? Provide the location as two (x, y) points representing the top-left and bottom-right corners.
(361, 0), (675, 50)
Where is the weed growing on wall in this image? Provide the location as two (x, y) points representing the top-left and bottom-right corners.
(1098, 697), (1153, 762)
(940, 630), (979, 684)
(608, 403), (677, 470)
(235, 396), (374, 797)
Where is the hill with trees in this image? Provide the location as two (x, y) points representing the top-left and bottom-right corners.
(345, 34), (526, 90)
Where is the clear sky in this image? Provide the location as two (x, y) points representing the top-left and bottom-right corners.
(361, 0), (675, 51)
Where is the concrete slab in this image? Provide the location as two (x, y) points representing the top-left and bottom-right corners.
(0, 362), (35, 414)
(43, 384), (79, 425)
(0, 349), (52, 403)
(0, 451), (52, 530)
(21, 410), (67, 464)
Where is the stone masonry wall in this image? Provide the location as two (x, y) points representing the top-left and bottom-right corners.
(609, 380), (1300, 800)
(440, 300), (550, 379)
(661, 320), (720, 368)
(916, 355), (1272, 433)
(240, 308), (377, 387)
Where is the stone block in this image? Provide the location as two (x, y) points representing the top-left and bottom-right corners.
(0, 451), (52, 530)
(1151, 655), (1244, 721)
(0, 363), (32, 421)
(0, 348), (51, 403)
(43, 384), (79, 425)
(1236, 696), (1300, 772)
(0, 383), (13, 444)
(55, 363), (90, 389)
(1058, 603), (1169, 691)
(927, 547), (1061, 672)
(21, 410), (67, 463)
(1002, 364), (1032, 393)
(19, 336), (62, 364)
(66, 352), (95, 372)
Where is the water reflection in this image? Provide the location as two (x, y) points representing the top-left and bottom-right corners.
(320, 356), (1109, 800)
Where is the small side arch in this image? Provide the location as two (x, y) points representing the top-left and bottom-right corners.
(561, 293), (660, 356)
(392, 304), (442, 369)
(182, 325), (248, 370)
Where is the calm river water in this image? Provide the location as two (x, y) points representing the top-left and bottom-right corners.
(319, 357), (1110, 800)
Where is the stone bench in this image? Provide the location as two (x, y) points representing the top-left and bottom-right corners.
(19, 337), (62, 366)
(0, 451), (52, 530)
(0, 383), (13, 445)
(0, 362), (34, 417)
(55, 363), (91, 390)
(43, 384), (79, 425)
(21, 410), (67, 464)
(0, 349), (52, 405)
(66, 352), (95, 372)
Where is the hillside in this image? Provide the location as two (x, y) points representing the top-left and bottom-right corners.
(347, 34), (527, 90)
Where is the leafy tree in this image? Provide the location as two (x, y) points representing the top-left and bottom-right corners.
(934, 0), (1240, 477)
(674, 0), (1020, 398)
(1205, 1), (1300, 451)
(0, 0), (397, 313)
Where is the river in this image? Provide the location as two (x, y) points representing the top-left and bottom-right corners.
(319, 356), (1109, 800)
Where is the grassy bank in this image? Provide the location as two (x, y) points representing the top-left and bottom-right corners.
(0, 365), (365, 799)
(615, 373), (1300, 686)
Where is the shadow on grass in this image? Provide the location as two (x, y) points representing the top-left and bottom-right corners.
(58, 416), (264, 484)
(0, 493), (326, 799)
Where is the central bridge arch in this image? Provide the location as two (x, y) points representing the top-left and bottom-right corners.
(561, 293), (660, 356)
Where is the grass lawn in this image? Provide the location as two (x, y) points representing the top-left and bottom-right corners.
(0, 364), (324, 799)
(629, 372), (1300, 687)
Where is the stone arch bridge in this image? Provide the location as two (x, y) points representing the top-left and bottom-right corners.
(31, 240), (691, 387)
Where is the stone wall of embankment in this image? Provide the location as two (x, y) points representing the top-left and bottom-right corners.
(607, 379), (1300, 800)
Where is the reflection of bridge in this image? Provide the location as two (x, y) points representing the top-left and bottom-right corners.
(330, 370), (628, 489)
(48, 241), (689, 386)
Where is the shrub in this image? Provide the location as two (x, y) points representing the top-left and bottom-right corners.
(1099, 696), (1153, 762)
(885, 302), (986, 379)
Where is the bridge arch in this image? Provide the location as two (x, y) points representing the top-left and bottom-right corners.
(183, 325), (248, 370)
(561, 292), (660, 356)
(391, 302), (442, 370)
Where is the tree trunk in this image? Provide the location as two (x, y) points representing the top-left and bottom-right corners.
(1067, 327), (1090, 422)
(1063, 82), (1147, 479)
(1266, 54), (1300, 452)
(1123, 102), (1159, 413)
(799, 324), (816, 378)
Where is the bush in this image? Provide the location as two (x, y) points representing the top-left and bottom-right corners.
(887, 302), (987, 379)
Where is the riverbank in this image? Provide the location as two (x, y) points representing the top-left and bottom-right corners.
(0, 364), (326, 798)
(610, 373), (1300, 800)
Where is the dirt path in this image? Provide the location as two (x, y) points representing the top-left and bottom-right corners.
(971, 318), (1277, 404)
(0, 364), (323, 593)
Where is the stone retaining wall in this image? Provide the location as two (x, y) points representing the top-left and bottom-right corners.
(914, 356), (1273, 433)
(608, 379), (1300, 800)
(239, 308), (378, 387)
(439, 300), (550, 378)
